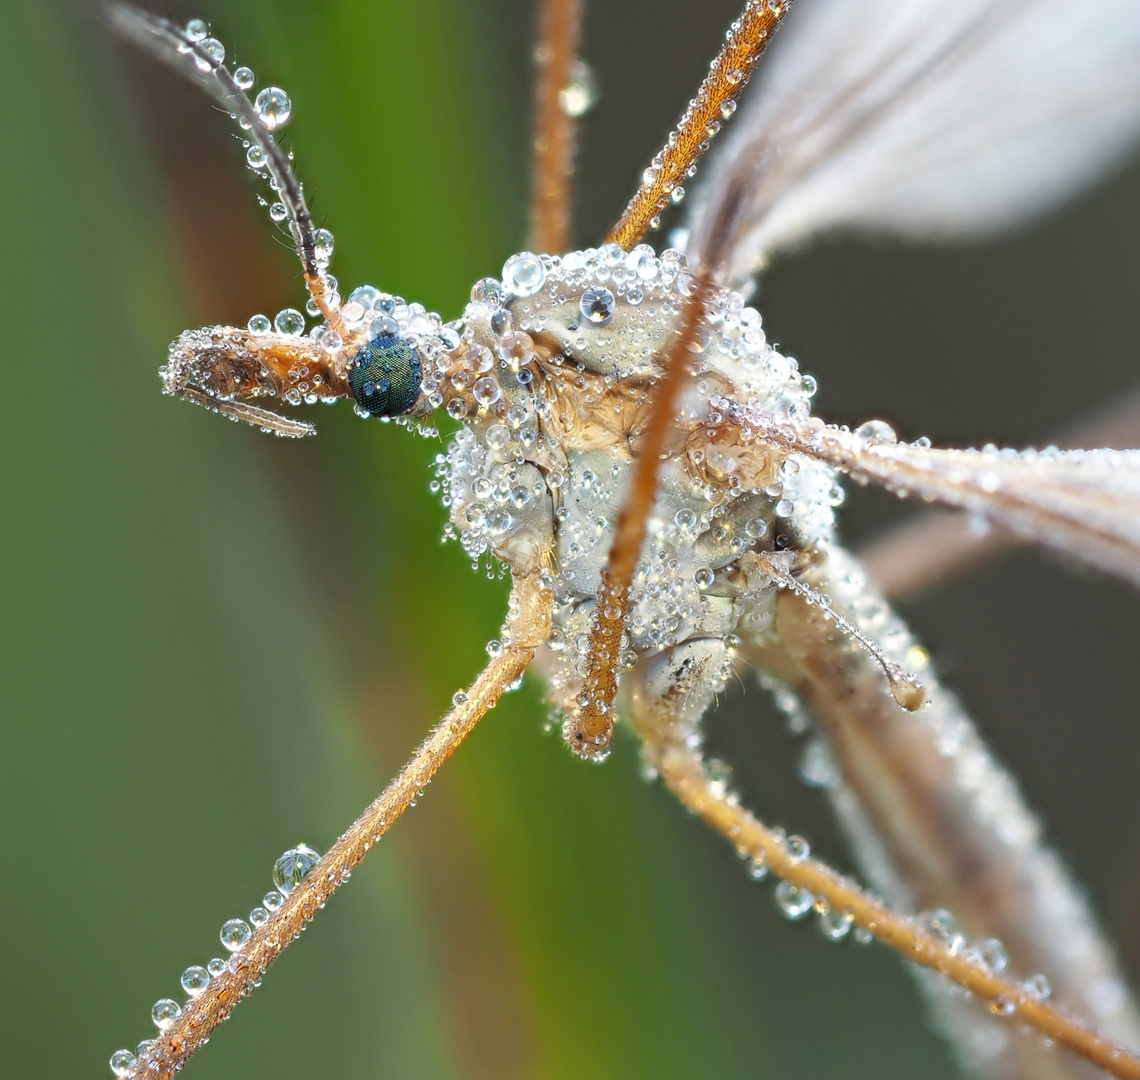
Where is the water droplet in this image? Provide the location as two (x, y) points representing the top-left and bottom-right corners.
(249, 906), (269, 928)
(207, 957), (227, 977)
(200, 38), (225, 65)
(447, 398), (469, 420)
(234, 66), (255, 91)
(775, 880), (814, 919)
(220, 918), (252, 952)
(486, 424), (510, 450)
(674, 508), (697, 530)
(502, 253), (546, 298)
(151, 998), (182, 1030)
(181, 965), (211, 996)
(269, 202), (288, 222)
(247, 313), (271, 335)
(110, 1049), (137, 1077)
(246, 144), (267, 170)
(185, 19), (207, 42)
(452, 690), (468, 706)
(272, 844), (320, 896)
(313, 228), (334, 264)
(1024, 973), (1052, 1000)
(580, 286), (616, 326)
(254, 87), (292, 130)
(745, 517), (768, 539)
(820, 909), (853, 941)
(990, 994), (1016, 1017)
(558, 59), (597, 117)
(854, 419), (897, 447)
(720, 98), (737, 120)
(694, 567), (714, 588)
(785, 835), (810, 862)
(274, 308), (305, 336)
(747, 854), (768, 880)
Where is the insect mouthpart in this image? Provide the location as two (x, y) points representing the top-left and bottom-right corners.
(348, 334), (423, 417)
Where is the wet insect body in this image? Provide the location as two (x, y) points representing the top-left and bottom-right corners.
(107, 2), (1140, 1079)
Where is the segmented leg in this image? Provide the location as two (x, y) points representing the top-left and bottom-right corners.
(127, 575), (551, 1080)
(107, 6), (347, 338)
(749, 544), (1140, 1079)
(567, 271), (712, 756)
(607, 0), (791, 251)
(530, 0), (586, 253)
(860, 387), (1140, 601)
(625, 646), (1140, 1080)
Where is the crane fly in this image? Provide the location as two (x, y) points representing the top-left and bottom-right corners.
(107, 1), (1140, 1078)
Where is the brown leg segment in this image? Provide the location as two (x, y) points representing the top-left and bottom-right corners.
(626, 665), (1140, 1080)
(125, 576), (552, 1079)
(607, 0), (790, 251)
(567, 272), (712, 757)
(530, 0), (586, 254)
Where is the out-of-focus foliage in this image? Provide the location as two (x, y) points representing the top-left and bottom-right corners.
(1, 3), (1138, 1079)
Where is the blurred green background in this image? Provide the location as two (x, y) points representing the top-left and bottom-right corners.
(2, 2), (1139, 1078)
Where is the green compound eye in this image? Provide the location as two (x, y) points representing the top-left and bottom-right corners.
(348, 335), (423, 416)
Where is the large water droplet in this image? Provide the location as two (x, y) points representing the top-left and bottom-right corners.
(151, 998), (182, 1030)
(774, 880), (814, 919)
(254, 87), (292, 130)
(579, 286), (616, 326)
(559, 59), (598, 117)
(502, 253), (546, 298)
(180, 965), (211, 996)
(233, 66), (255, 91)
(274, 308), (305, 336)
(110, 1049), (137, 1077)
(220, 918), (252, 952)
(272, 844), (320, 896)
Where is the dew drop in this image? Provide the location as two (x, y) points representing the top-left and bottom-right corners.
(200, 38), (225, 65)
(694, 567), (714, 588)
(854, 419), (897, 447)
(990, 994), (1016, 1017)
(247, 313), (271, 335)
(181, 965), (211, 997)
(185, 18), (207, 42)
(249, 906), (269, 928)
(580, 286), (616, 326)
(269, 202), (288, 222)
(233, 66), (255, 91)
(151, 998), (182, 1030)
(502, 253), (546, 298)
(274, 308), (305, 336)
(775, 880), (814, 919)
(820, 909), (853, 941)
(1024, 973), (1052, 1000)
(254, 87), (292, 130)
(110, 1049), (137, 1077)
(263, 890), (284, 912)
(207, 957), (227, 977)
(246, 145), (267, 170)
(220, 918), (252, 952)
(559, 59), (598, 117)
(272, 844), (320, 896)
(785, 835), (810, 862)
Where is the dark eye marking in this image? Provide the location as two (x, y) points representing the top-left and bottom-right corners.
(348, 335), (422, 417)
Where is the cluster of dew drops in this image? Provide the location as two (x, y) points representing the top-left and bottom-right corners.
(108, 844), (321, 1077)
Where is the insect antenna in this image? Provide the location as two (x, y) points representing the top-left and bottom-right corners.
(106, 5), (347, 338)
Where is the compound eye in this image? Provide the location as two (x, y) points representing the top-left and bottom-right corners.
(348, 335), (423, 416)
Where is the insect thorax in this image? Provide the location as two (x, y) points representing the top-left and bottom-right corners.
(429, 243), (842, 722)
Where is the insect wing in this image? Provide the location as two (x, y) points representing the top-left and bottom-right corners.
(687, 0), (1140, 286)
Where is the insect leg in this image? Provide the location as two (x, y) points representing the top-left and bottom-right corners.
(530, 0), (587, 253)
(106, 6), (347, 337)
(626, 637), (1140, 1080)
(860, 386), (1140, 601)
(607, 0), (791, 251)
(567, 272), (712, 757)
(748, 543), (1140, 1079)
(121, 577), (551, 1080)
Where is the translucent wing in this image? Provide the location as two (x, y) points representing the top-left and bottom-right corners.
(686, 0), (1140, 285)
(748, 410), (1140, 586)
